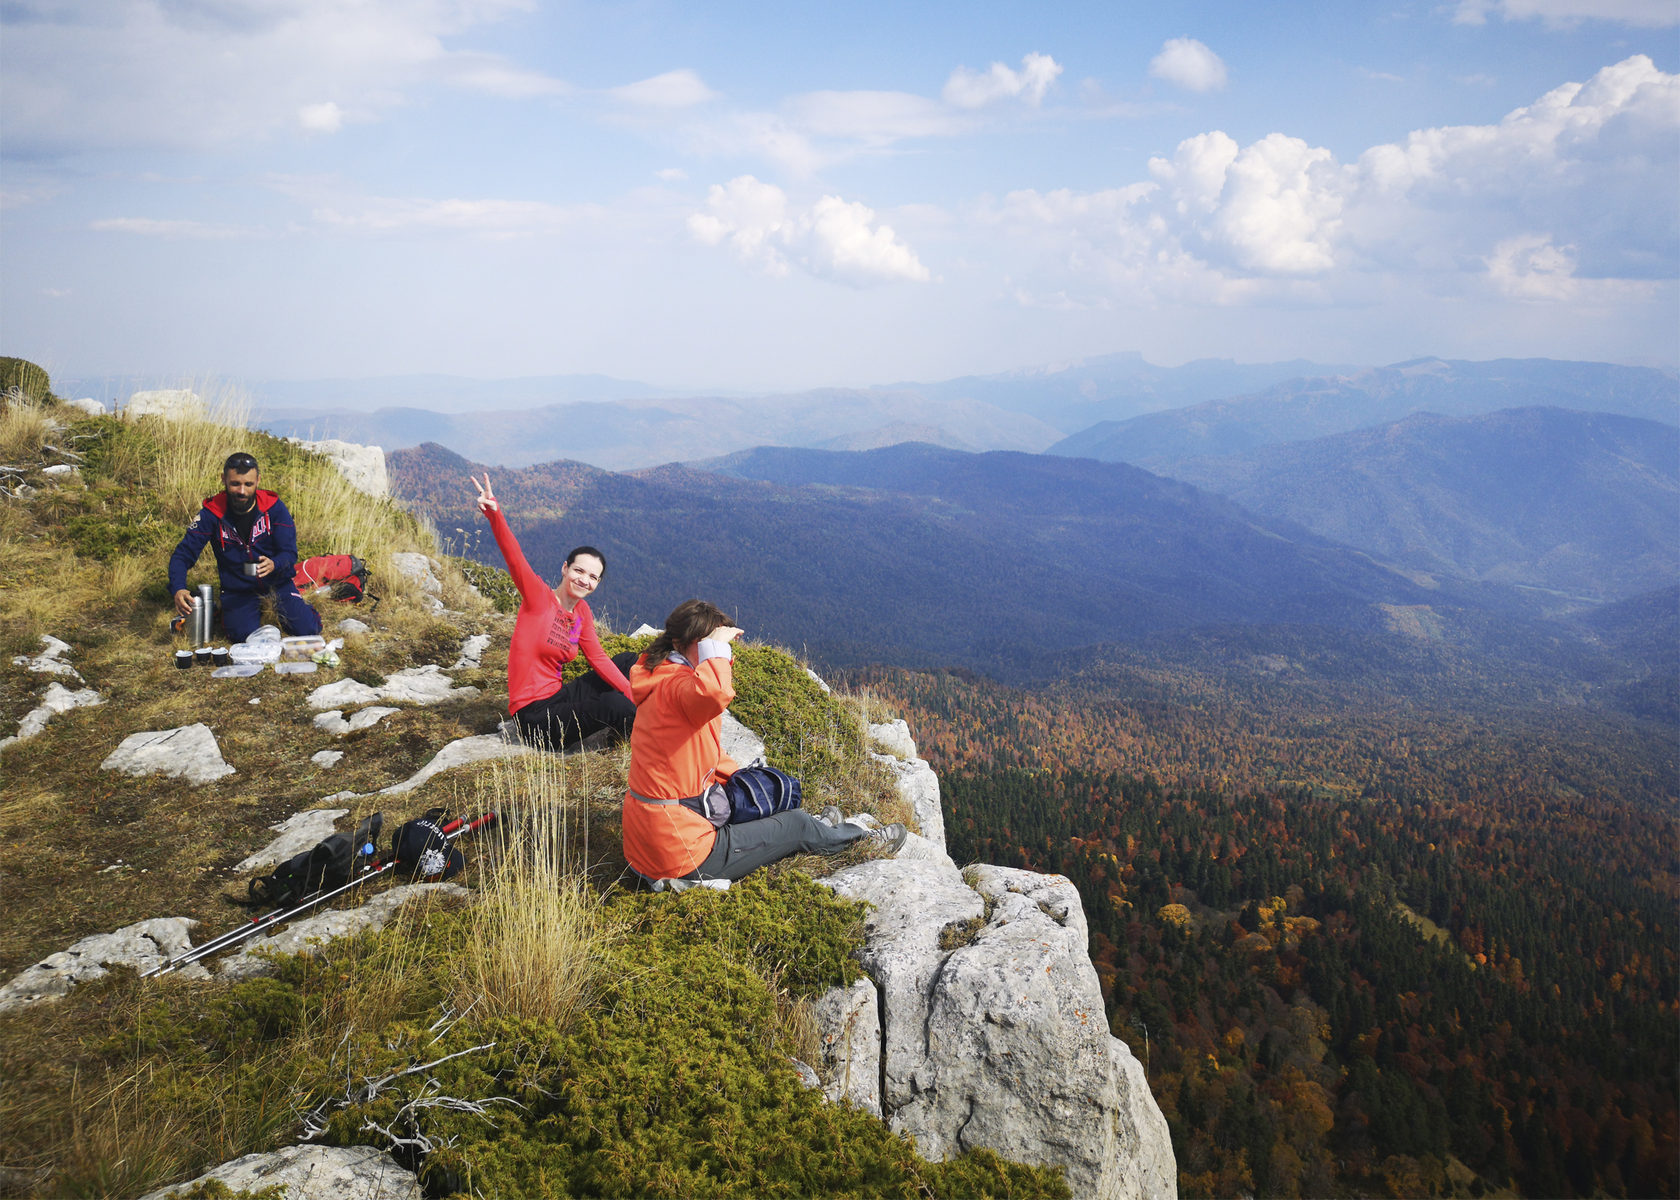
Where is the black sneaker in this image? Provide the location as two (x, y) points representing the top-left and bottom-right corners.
(865, 822), (908, 854)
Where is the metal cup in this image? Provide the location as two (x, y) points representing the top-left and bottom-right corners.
(241, 562), (260, 579)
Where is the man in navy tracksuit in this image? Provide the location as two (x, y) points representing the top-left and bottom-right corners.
(168, 451), (324, 644)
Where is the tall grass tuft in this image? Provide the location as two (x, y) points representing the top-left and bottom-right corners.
(0, 390), (59, 463)
(137, 382), (254, 523)
(464, 754), (614, 1027)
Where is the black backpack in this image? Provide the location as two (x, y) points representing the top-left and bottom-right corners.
(248, 813), (383, 910)
(390, 808), (466, 881)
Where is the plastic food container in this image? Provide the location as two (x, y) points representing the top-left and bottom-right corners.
(274, 660), (318, 674)
(280, 635), (327, 662)
(228, 641), (282, 664)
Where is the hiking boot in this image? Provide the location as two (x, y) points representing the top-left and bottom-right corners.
(865, 822), (908, 855)
(818, 805), (844, 827)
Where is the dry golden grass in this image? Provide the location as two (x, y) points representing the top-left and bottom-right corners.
(134, 384), (254, 523)
(0, 392), (60, 463)
(463, 754), (616, 1027)
(98, 553), (151, 608)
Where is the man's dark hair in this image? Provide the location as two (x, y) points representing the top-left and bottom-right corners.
(223, 451), (259, 474)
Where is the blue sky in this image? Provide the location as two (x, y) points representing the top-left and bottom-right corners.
(2, 0), (1676, 393)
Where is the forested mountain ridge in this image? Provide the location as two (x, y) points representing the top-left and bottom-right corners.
(1050, 358), (1680, 467)
(391, 441), (1448, 678)
(1156, 407), (1679, 604)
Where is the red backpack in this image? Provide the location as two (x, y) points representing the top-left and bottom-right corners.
(294, 554), (372, 604)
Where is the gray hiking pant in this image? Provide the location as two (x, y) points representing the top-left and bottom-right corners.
(692, 810), (869, 882)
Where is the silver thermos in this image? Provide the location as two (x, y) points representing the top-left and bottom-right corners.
(194, 583), (213, 646)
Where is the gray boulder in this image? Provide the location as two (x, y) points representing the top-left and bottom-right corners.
(721, 710), (767, 768)
(0, 918), (204, 1013)
(12, 634), (82, 680)
(125, 388), (203, 420)
(233, 807), (350, 874)
(1, 680), (103, 750)
(64, 397), (106, 416)
(101, 723), (235, 785)
(137, 1144), (419, 1200)
(374, 733), (532, 796)
(871, 752), (946, 853)
(812, 976), (881, 1115)
(286, 437), (389, 498)
(869, 718), (918, 760)
(452, 633), (492, 668)
(819, 859), (1177, 1200)
(217, 883), (469, 980)
(313, 706), (400, 735)
(307, 666), (478, 710)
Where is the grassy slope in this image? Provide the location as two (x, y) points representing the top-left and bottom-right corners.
(0, 391), (1062, 1199)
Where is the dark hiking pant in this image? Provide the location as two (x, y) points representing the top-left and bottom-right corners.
(221, 583), (323, 643)
(515, 650), (638, 750)
(691, 809), (869, 882)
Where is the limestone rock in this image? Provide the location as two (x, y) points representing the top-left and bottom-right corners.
(286, 437), (389, 498)
(1, 681), (103, 750)
(871, 752), (946, 853)
(821, 858), (982, 1117)
(629, 623), (660, 637)
(390, 552), (442, 595)
(137, 1144), (420, 1200)
(65, 397), (106, 416)
(41, 463), (77, 477)
(453, 633), (492, 668)
(101, 723), (235, 785)
(791, 1058), (822, 1090)
(311, 749), (344, 767)
(824, 857), (1177, 1200)
(125, 389), (203, 420)
(805, 667), (832, 693)
(313, 706), (399, 736)
(12, 634), (82, 680)
(307, 666), (477, 710)
(869, 718), (917, 760)
(721, 710), (767, 768)
(217, 883), (469, 980)
(377, 733), (530, 795)
(813, 976), (882, 1115)
(338, 616), (372, 635)
(232, 808), (350, 874)
(0, 918), (204, 1013)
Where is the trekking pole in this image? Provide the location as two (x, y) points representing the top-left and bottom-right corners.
(144, 813), (496, 979)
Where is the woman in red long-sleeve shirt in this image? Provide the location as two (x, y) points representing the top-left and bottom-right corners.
(472, 473), (636, 750)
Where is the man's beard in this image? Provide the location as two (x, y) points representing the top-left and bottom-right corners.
(228, 491), (256, 513)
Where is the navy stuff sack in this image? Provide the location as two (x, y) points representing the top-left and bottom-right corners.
(391, 807), (465, 880)
(721, 766), (802, 825)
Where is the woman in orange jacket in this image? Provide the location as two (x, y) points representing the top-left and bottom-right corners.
(622, 598), (906, 885)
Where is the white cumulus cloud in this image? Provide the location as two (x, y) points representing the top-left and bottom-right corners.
(611, 69), (718, 108)
(989, 56), (1676, 308)
(689, 175), (929, 286)
(1454, 0), (1678, 26)
(1148, 38), (1228, 93)
(298, 101), (343, 133)
(2, 0), (562, 153)
(942, 52), (1062, 108)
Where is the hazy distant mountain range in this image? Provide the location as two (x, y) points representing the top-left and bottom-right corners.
(246, 353), (1358, 470)
(1048, 357), (1680, 465)
(1159, 407), (1679, 604)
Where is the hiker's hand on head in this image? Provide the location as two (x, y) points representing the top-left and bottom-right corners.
(254, 556), (275, 579)
(174, 588), (194, 616)
(472, 473), (499, 514)
(710, 626), (744, 644)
